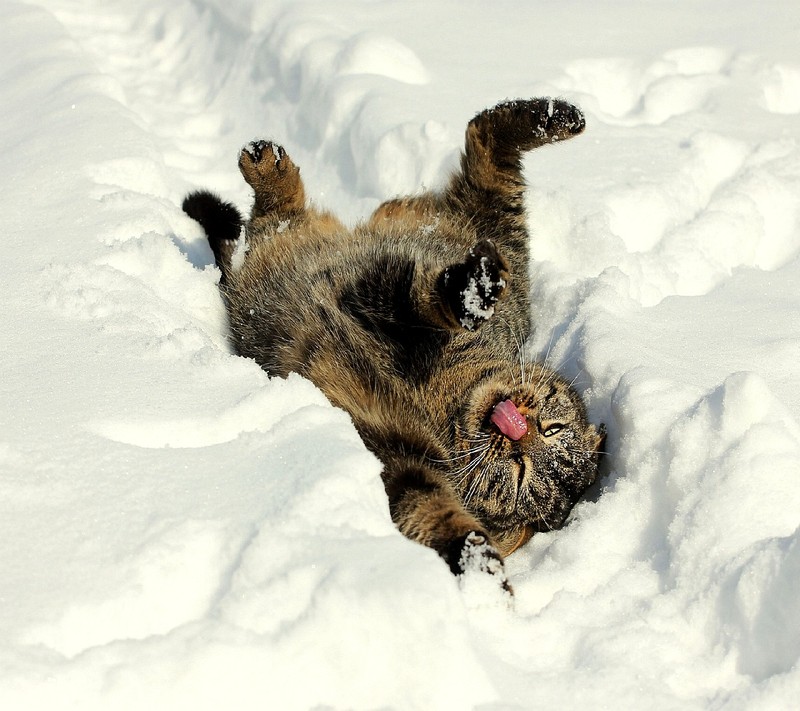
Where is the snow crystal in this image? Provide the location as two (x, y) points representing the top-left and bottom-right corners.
(459, 255), (505, 328)
(460, 279), (493, 329)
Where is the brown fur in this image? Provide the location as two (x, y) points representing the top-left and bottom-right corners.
(184, 99), (604, 586)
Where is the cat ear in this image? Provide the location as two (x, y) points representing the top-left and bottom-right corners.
(592, 423), (607, 455)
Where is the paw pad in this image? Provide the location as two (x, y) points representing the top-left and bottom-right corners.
(241, 140), (285, 168)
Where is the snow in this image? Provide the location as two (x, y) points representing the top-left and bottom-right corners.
(1, 0), (799, 709)
(459, 255), (502, 329)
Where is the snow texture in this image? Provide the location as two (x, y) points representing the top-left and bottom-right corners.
(1, 0), (800, 709)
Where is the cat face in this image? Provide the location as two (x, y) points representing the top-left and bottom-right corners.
(452, 364), (604, 541)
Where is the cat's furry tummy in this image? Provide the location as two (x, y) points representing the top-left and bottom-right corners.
(184, 99), (604, 587)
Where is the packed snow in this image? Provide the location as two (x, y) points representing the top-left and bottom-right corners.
(2, 0), (799, 709)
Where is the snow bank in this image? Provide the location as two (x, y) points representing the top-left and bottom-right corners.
(2, 0), (799, 709)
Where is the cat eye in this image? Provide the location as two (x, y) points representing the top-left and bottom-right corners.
(541, 422), (565, 437)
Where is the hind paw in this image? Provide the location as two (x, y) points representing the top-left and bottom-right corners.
(471, 98), (585, 151)
(239, 140), (296, 184)
(534, 98), (585, 142)
(238, 140), (305, 215)
(441, 240), (509, 331)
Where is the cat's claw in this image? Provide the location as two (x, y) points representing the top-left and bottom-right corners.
(446, 531), (513, 596)
(442, 239), (509, 331)
(239, 139), (297, 188)
(238, 140), (304, 214)
(241, 139), (284, 167)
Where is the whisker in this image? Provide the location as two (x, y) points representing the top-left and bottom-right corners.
(540, 327), (556, 371)
(498, 316), (526, 389)
(532, 361), (553, 400)
(450, 446), (491, 480)
(567, 370), (584, 389)
(428, 441), (491, 464)
(464, 465), (489, 507)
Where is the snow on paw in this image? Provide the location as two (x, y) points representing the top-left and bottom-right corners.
(442, 240), (509, 331)
(474, 98), (585, 151)
(537, 98), (586, 142)
(238, 140), (292, 183)
(447, 531), (513, 599)
(238, 139), (305, 213)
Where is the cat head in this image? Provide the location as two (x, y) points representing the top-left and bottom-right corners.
(452, 363), (605, 553)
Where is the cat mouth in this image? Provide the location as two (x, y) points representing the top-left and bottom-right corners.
(490, 399), (528, 440)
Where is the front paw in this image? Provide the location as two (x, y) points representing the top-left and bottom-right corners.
(444, 531), (513, 596)
(441, 240), (509, 331)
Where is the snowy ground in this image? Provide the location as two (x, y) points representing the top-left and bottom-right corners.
(2, 0), (799, 709)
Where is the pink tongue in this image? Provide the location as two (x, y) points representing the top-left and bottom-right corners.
(490, 400), (528, 440)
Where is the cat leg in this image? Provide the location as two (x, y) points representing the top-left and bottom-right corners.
(239, 140), (346, 239)
(383, 460), (512, 592)
(434, 239), (509, 331)
(366, 195), (438, 228)
(445, 98), (585, 259)
(453, 98), (585, 206)
(239, 140), (306, 219)
(338, 238), (508, 334)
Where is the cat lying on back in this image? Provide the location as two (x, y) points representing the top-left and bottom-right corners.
(184, 98), (604, 590)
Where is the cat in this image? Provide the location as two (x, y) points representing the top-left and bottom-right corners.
(183, 98), (604, 591)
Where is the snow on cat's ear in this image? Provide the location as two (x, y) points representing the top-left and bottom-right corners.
(592, 423), (607, 454)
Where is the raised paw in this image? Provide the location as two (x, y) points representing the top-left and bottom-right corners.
(445, 531), (513, 596)
(239, 140), (293, 184)
(441, 239), (509, 331)
(533, 98), (585, 142)
(238, 140), (305, 215)
(470, 97), (585, 153)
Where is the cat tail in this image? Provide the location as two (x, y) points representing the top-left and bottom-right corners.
(183, 190), (242, 284)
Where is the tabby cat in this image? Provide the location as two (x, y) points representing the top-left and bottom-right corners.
(183, 98), (604, 589)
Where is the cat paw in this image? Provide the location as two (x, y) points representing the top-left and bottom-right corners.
(238, 140), (305, 214)
(442, 240), (509, 331)
(239, 140), (294, 184)
(446, 531), (513, 595)
(533, 98), (586, 142)
(473, 98), (585, 150)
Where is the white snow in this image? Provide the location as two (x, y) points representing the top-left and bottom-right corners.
(2, 0), (800, 709)
(459, 256), (503, 329)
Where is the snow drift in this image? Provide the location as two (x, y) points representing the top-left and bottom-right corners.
(1, 0), (799, 709)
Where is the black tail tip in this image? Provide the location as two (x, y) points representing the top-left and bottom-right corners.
(182, 190), (242, 244)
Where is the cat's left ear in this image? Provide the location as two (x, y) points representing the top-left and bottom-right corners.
(592, 423), (607, 456)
